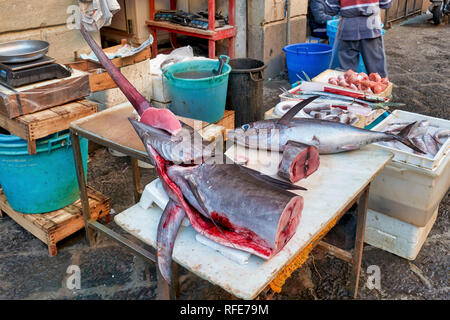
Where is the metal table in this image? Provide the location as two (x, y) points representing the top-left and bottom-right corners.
(69, 104), (172, 297)
(70, 104), (393, 300)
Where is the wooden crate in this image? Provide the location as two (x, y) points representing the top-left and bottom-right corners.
(264, 106), (383, 129)
(69, 39), (151, 92)
(0, 187), (111, 256)
(0, 99), (98, 154)
(178, 110), (235, 141)
(0, 69), (91, 119)
(312, 69), (394, 98)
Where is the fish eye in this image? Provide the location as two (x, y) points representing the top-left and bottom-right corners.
(241, 124), (250, 131)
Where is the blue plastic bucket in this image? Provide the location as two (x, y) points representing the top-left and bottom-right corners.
(162, 56), (231, 123)
(327, 19), (386, 74)
(283, 42), (333, 84)
(0, 130), (88, 214)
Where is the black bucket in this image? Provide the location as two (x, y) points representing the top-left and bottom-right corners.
(226, 58), (266, 127)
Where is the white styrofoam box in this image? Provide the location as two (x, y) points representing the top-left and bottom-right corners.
(139, 178), (190, 227)
(89, 59), (152, 107)
(368, 153), (449, 227)
(372, 110), (450, 170)
(365, 208), (438, 260)
(150, 54), (172, 103)
(368, 110), (450, 227)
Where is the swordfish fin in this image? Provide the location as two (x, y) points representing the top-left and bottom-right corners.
(238, 165), (307, 191)
(392, 121), (426, 154)
(277, 95), (320, 125)
(156, 200), (186, 285)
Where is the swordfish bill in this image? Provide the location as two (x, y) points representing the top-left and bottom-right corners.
(130, 119), (304, 284)
(79, 24), (182, 135)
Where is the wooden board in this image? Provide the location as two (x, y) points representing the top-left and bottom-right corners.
(70, 39), (151, 93)
(0, 187), (111, 256)
(115, 145), (393, 299)
(0, 99), (98, 154)
(312, 69), (394, 98)
(0, 69), (91, 119)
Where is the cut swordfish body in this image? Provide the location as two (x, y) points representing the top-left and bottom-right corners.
(278, 141), (320, 183)
(130, 119), (304, 285)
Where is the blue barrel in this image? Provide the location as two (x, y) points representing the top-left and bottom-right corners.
(0, 131), (88, 214)
(283, 42), (333, 84)
(162, 56), (231, 123)
(327, 19), (386, 74)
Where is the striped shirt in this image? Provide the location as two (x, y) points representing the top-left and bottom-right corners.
(324, 0), (393, 40)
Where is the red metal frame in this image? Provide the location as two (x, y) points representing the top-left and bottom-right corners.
(148, 0), (236, 59)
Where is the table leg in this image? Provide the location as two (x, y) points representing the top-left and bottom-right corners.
(348, 184), (370, 298)
(156, 262), (178, 300)
(70, 130), (96, 246)
(151, 29), (158, 58)
(208, 40), (216, 59)
(130, 158), (142, 203)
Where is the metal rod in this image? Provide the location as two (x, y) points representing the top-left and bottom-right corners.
(348, 183), (370, 299)
(71, 125), (150, 163)
(88, 220), (157, 262)
(131, 157), (142, 203)
(70, 129), (96, 246)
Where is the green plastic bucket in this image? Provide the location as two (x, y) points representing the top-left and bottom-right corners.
(0, 130), (88, 214)
(162, 56), (231, 123)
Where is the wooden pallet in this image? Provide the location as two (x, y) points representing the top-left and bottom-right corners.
(0, 187), (111, 256)
(0, 99), (98, 154)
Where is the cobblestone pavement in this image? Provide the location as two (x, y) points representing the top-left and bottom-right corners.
(0, 14), (448, 300)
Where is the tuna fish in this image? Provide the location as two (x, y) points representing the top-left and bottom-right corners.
(227, 98), (426, 154)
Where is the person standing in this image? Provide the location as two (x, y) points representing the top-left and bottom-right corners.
(308, 0), (335, 39)
(324, 0), (393, 78)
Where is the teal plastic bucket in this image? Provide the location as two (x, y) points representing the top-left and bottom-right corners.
(0, 130), (88, 214)
(283, 41), (333, 84)
(162, 56), (231, 123)
(327, 19), (386, 74)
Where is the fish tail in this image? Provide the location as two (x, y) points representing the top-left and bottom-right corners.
(390, 121), (426, 154)
(156, 200), (186, 285)
(392, 134), (426, 154)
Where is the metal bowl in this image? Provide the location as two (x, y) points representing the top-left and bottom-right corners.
(0, 40), (50, 64)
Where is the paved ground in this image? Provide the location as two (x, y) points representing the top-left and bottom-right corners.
(0, 14), (448, 300)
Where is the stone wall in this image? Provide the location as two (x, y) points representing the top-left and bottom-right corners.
(248, 0), (309, 78)
(0, 0), (101, 64)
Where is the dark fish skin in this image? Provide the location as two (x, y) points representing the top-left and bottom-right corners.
(227, 118), (426, 154)
(130, 119), (304, 285)
(166, 163), (303, 258)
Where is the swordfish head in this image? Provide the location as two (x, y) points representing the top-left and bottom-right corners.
(130, 119), (215, 164)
